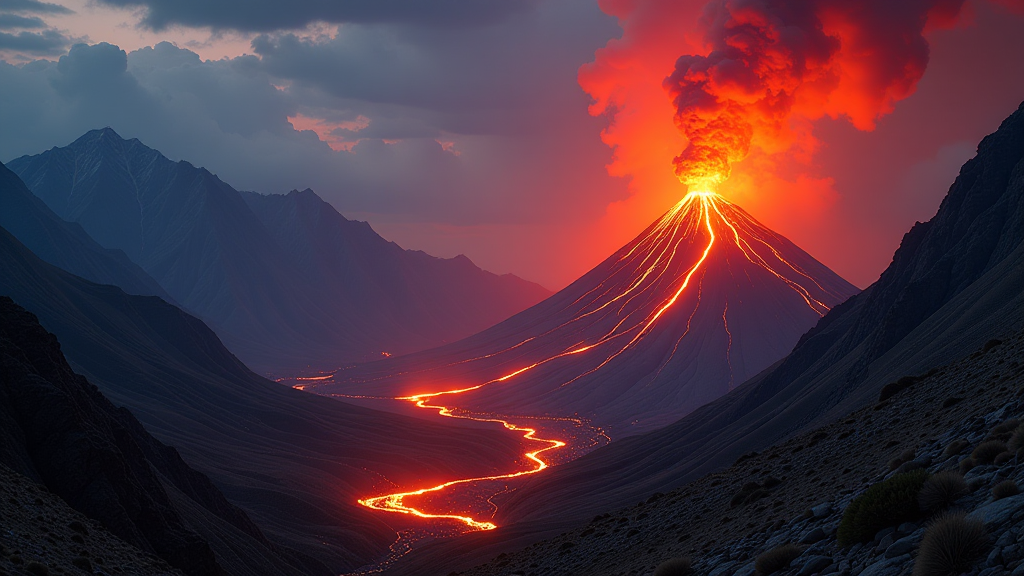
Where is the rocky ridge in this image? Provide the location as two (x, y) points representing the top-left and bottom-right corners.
(461, 326), (1024, 576)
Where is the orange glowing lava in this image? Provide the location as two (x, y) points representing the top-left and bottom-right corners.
(353, 190), (836, 532)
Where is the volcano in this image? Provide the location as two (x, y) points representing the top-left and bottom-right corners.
(319, 192), (858, 437)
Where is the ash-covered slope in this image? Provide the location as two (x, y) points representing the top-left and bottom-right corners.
(501, 100), (1024, 526)
(326, 193), (856, 435)
(7, 129), (549, 372)
(0, 296), (277, 576)
(0, 224), (526, 573)
(0, 160), (168, 301)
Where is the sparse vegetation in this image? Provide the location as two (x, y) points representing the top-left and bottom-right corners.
(755, 544), (802, 575)
(837, 470), (928, 545)
(959, 458), (976, 475)
(653, 556), (693, 576)
(731, 481), (770, 507)
(943, 439), (970, 458)
(1008, 425), (1024, 452)
(992, 480), (1020, 500)
(972, 440), (1007, 464)
(919, 471), (968, 512)
(990, 418), (1020, 438)
(912, 512), (988, 576)
(889, 448), (917, 471)
(879, 376), (920, 402)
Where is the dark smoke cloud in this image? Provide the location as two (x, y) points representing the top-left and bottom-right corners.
(93, 0), (539, 32)
(664, 0), (967, 191)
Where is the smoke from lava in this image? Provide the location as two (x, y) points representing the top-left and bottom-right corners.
(582, 0), (971, 203)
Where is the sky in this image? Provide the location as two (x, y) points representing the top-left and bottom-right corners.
(0, 0), (1022, 290)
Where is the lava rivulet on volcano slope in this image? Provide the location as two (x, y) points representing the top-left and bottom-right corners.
(316, 192), (857, 437)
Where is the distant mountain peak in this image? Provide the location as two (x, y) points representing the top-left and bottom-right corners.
(8, 131), (552, 372)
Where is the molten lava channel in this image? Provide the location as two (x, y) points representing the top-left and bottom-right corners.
(351, 191), (837, 533)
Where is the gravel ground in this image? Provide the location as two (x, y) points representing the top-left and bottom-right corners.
(0, 464), (181, 576)
(461, 329), (1024, 576)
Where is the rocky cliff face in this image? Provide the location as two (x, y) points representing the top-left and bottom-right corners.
(8, 130), (550, 372)
(0, 296), (245, 576)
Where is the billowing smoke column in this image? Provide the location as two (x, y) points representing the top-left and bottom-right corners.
(663, 0), (966, 193)
(580, 0), (971, 203)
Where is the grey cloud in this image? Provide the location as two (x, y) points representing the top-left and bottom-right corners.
(0, 0), (73, 14)
(0, 28), (69, 53)
(95, 0), (538, 32)
(0, 14), (47, 28)
(252, 0), (619, 138)
(0, 0), (626, 232)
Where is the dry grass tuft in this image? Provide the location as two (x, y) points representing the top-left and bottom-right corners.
(653, 557), (693, 576)
(972, 440), (1007, 465)
(919, 471), (969, 513)
(755, 544), (802, 575)
(912, 512), (988, 576)
(992, 480), (1020, 501)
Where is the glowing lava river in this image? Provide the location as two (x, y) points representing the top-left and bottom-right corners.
(286, 191), (853, 573)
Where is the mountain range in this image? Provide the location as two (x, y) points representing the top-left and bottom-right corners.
(6, 129), (550, 373)
(0, 211), (527, 573)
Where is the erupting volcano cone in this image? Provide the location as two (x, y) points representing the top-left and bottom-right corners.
(322, 193), (858, 436)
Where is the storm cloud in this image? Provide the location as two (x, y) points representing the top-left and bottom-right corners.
(0, 0), (626, 288)
(94, 0), (539, 32)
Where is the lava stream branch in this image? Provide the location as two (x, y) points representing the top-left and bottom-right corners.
(357, 396), (570, 531)
(353, 192), (839, 534)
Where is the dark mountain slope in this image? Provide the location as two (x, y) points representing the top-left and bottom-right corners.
(243, 188), (552, 353)
(8, 130), (550, 372)
(0, 296), (274, 576)
(0, 224), (526, 573)
(0, 160), (168, 301)
(500, 100), (1024, 526)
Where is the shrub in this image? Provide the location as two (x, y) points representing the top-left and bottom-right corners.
(889, 448), (917, 471)
(959, 458), (976, 475)
(994, 452), (1014, 466)
(1008, 425), (1024, 452)
(972, 440), (1007, 464)
(991, 418), (1020, 437)
(25, 561), (49, 576)
(943, 439), (970, 458)
(837, 469), (929, 546)
(912, 512), (988, 576)
(755, 544), (802, 575)
(942, 397), (963, 409)
(879, 376), (920, 402)
(654, 557), (693, 576)
(992, 480), (1020, 500)
(731, 482), (769, 507)
(919, 471), (969, 512)
(71, 557), (91, 572)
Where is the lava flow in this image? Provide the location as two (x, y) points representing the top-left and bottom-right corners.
(343, 190), (849, 535)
